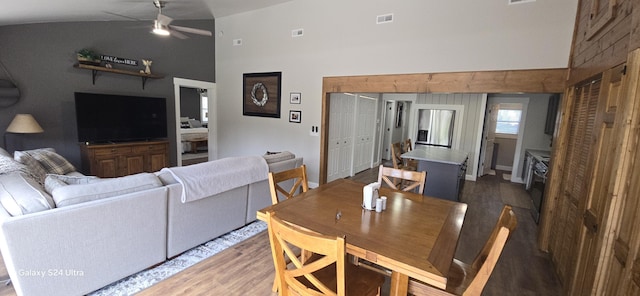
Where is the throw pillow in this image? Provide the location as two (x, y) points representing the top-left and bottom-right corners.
(14, 148), (76, 183)
(52, 172), (163, 207)
(13, 150), (49, 183)
(263, 151), (295, 164)
(0, 173), (55, 216)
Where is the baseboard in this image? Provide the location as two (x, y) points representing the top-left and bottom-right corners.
(495, 165), (513, 171)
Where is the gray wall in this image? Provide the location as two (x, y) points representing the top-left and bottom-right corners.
(0, 20), (215, 169)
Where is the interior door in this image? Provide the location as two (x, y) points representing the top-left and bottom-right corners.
(480, 103), (499, 176)
(327, 94), (355, 182)
(570, 63), (624, 295)
(601, 50), (640, 296)
(353, 96), (376, 173)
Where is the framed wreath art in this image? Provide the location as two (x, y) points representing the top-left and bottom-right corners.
(243, 72), (282, 118)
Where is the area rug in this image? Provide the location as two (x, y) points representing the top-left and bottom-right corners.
(88, 221), (267, 296)
(499, 182), (532, 209)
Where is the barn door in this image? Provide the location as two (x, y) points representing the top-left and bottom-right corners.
(571, 63), (625, 295)
(599, 49), (640, 295)
(548, 74), (601, 291)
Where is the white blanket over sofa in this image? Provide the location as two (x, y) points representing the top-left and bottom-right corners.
(161, 156), (269, 203)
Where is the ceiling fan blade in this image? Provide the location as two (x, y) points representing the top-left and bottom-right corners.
(157, 13), (173, 25)
(170, 30), (189, 39)
(102, 11), (141, 21)
(169, 25), (212, 36)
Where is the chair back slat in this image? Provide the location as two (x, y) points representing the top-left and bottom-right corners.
(268, 165), (309, 204)
(378, 165), (426, 194)
(267, 211), (345, 296)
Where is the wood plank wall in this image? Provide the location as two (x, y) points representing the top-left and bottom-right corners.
(538, 0), (640, 294)
(568, 0), (634, 85)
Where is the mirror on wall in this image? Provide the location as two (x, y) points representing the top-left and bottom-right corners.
(179, 87), (209, 166)
(416, 109), (456, 148)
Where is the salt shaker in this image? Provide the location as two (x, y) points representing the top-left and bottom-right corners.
(381, 196), (387, 210)
(375, 198), (383, 212)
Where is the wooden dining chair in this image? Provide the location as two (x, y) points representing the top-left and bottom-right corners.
(391, 142), (416, 171)
(408, 205), (518, 296)
(378, 165), (427, 195)
(266, 211), (385, 296)
(268, 164), (309, 205)
(402, 138), (419, 168)
(267, 164), (311, 292)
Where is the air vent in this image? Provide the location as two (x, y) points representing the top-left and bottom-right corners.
(508, 0), (535, 4)
(376, 13), (393, 24)
(291, 28), (304, 37)
(233, 39), (242, 46)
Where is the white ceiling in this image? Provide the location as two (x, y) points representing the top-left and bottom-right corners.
(0, 0), (294, 26)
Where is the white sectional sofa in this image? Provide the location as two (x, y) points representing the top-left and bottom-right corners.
(0, 147), (302, 296)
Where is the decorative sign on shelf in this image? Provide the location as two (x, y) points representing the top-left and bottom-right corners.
(100, 55), (138, 66)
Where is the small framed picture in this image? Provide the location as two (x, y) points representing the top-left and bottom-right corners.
(290, 92), (301, 104)
(289, 110), (301, 123)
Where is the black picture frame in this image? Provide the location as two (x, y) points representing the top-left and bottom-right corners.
(289, 110), (301, 123)
(243, 72), (282, 118)
(290, 92), (301, 104)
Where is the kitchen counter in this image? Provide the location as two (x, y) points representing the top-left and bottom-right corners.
(401, 145), (468, 165)
(527, 149), (551, 164)
(401, 145), (468, 201)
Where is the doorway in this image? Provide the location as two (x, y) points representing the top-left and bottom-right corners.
(173, 78), (216, 166)
(479, 96), (529, 182)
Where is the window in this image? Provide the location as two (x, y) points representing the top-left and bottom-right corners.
(200, 94), (209, 123)
(495, 109), (521, 135)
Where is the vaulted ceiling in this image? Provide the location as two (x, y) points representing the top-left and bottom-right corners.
(0, 0), (294, 26)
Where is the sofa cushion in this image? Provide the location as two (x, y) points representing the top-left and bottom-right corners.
(262, 151), (295, 164)
(0, 172), (55, 216)
(44, 174), (101, 195)
(52, 172), (163, 207)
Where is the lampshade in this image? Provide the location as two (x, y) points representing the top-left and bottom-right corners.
(6, 114), (44, 134)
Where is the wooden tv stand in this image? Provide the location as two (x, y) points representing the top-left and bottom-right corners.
(79, 140), (169, 178)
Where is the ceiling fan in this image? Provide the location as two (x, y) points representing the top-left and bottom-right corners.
(151, 0), (212, 39)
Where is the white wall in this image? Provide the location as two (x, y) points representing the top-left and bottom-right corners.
(214, 0), (578, 183)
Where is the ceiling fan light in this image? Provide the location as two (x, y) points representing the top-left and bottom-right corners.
(152, 21), (170, 36)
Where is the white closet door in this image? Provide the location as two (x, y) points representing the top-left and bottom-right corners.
(327, 94), (355, 182)
(353, 96), (376, 173)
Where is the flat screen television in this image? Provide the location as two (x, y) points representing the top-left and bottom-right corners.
(75, 92), (167, 143)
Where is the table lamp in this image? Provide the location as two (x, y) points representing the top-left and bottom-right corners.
(4, 113), (44, 152)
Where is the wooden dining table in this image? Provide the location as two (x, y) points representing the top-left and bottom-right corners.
(256, 179), (468, 295)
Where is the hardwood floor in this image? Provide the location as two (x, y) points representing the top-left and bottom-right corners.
(0, 167), (562, 295)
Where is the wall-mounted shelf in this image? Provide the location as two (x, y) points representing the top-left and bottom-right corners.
(74, 63), (164, 89)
